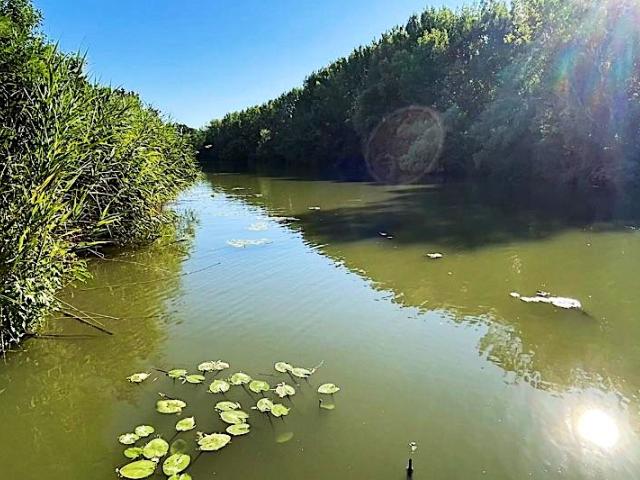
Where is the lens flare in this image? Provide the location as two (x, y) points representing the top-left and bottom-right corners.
(576, 409), (620, 449)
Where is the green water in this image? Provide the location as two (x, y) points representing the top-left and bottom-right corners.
(1, 173), (640, 479)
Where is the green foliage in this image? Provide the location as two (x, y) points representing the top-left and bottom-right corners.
(197, 0), (640, 188)
(0, 0), (198, 351)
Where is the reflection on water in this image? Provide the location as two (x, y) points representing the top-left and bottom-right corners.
(0, 173), (639, 479)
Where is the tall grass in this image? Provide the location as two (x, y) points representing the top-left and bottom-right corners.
(0, 0), (198, 350)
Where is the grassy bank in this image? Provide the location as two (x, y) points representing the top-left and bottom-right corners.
(0, 0), (199, 350)
(197, 0), (640, 188)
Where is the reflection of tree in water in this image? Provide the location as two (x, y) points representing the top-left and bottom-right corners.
(0, 213), (197, 478)
(209, 173), (640, 406)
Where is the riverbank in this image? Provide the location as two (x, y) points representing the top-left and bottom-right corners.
(0, 0), (199, 351)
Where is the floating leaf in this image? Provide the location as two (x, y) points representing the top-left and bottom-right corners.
(117, 459), (156, 479)
(167, 474), (192, 480)
(229, 372), (252, 385)
(119, 433), (140, 445)
(167, 369), (187, 379)
(162, 453), (191, 476)
(127, 373), (150, 384)
(208, 379), (230, 394)
(270, 404), (290, 418)
(291, 367), (313, 378)
(275, 382), (295, 398)
(255, 398), (274, 413)
(226, 423), (250, 436)
(184, 374), (205, 384)
(156, 399), (187, 414)
(175, 417), (196, 432)
(249, 380), (270, 394)
(317, 383), (340, 394)
(124, 447), (143, 459)
(198, 360), (229, 372)
(134, 425), (155, 438)
(274, 362), (293, 373)
(142, 438), (169, 459)
(276, 431), (294, 444)
(319, 399), (335, 410)
(220, 410), (249, 424)
(197, 433), (231, 451)
(215, 401), (241, 412)
(170, 439), (188, 455)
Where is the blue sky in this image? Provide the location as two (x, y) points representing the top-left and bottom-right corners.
(34, 0), (463, 127)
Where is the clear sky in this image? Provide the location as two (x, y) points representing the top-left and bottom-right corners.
(34, 0), (463, 127)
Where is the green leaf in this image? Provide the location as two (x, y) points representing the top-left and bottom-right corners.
(276, 431), (294, 443)
(184, 374), (205, 384)
(249, 380), (270, 394)
(197, 433), (231, 451)
(270, 404), (290, 417)
(162, 453), (191, 476)
(254, 398), (274, 413)
(123, 447), (143, 459)
(198, 360), (230, 372)
(317, 383), (340, 394)
(291, 367), (312, 378)
(175, 417), (196, 432)
(226, 423), (250, 436)
(275, 382), (295, 398)
(274, 362), (293, 373)
(156, 399), (187, 414)
(229, 372), (252, 385)
(118, 433), (140, 445)
(215, 401), (241, 412)
(127, 373), (150, 383)
(134, 425), (155, 438)
(170, 439), (188, 455)
(142, 438), (169, 459)
(220, 410), (249, 424)
(208, 379), (230, 394)
(117, 459), (156, 479)
(167, 369), (187, 379)
(167, 474), (192, 480)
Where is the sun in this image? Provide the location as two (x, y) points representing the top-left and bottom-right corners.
(576, 408), (620, 449)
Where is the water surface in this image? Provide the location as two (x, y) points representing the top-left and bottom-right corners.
(1, 173), (639, 479)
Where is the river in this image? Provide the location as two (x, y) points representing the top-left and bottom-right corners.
(1, 172), (639, 479)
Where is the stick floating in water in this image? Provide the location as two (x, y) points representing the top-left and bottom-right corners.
(510, 291), (582, 310)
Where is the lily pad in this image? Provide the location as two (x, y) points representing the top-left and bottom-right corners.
(215, 401), (241, 412)
(274, 362), (293, 373)
(117, 459), (156, 479)
(290, 367), (313, 378)
(156, 399), (187, 414)
(184, 374), (205, 384)
(142, 438), (169, 459)
(119, 433), (140, 445)
(249, 380), (270, 394)
(220, 410), (249, 424)
(170, 439), (188, 455)
(197, 432), (231, 451)
(175, 417), (196, 432)
(198, 360), (229, 372)
(208, 379), (230, 394)
(270, 404), (290, 418)
(275, 383), (295, 398)
(229, 372), (252, 385)
(276, 431), (294, 444)
(255, 398), (274, 413)
(167, 369), (187, 379)
(127, 373), (150, 384)
(317, 383), (340, 394)
(162, 453), (191, 476)
(124, 447), (143, 459)
(226, 423), (250, 436)
(319, 399), (336, 410)
(134, 425), (155, 438)
(167, 474), (192, 480)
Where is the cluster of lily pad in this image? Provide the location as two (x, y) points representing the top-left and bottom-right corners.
(117, 360), (340, 479)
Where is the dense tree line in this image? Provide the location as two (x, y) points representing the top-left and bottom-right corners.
(197, 0), (640, 187)
(0, 0), (198, 350)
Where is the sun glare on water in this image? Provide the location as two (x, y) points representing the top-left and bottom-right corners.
(576, 409), (620, 449)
